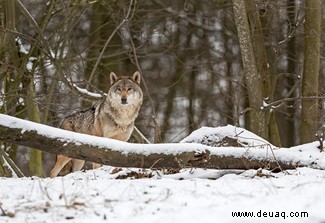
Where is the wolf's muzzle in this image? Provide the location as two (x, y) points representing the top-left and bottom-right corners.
(121, 97), (127, 104)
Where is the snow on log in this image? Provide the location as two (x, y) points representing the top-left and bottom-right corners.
(0, 114), (324, 170)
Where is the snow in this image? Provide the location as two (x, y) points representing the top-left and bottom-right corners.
(0, 114), (325, 222)
(181, 125), (325, 169)
(15, 38), (38, 72)
(72, 83), (105, 99)
(180, 125), (273, 147)
(0, 167), (324, 222)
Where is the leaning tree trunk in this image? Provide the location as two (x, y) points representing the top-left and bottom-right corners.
(233, 0), (267, 139)
(300, 0), (321, 144)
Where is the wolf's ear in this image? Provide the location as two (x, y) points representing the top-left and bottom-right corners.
(132, 71), (141, 85)
(110, 72), (118, 85)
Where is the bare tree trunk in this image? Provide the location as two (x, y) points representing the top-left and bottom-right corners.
(300, 0), (321, 144)
(233, 0), (267, 139)
(273, 0), (299, 147)
(160, 65), (181, 142)
(188, 68), (197, 133)
(245, 0), (281, 146)
(285, 0), (298, 146)
(222, 11), (236, 126)
(22, 73), (43, 177)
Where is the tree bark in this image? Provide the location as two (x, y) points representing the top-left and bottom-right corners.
(233, 0), (267, 139)
(23, 73), (43, 177)
(0, 114), (320, 177)
(300, 0), (321, 144)
(245, 0), (281, 146)
(284, 0), (298, 147)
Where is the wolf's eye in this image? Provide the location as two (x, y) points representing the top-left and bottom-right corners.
(127, 88), (132, 91)
(117, 87), (121, 92)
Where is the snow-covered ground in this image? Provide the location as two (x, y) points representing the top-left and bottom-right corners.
(0, 114), (324, 222)
(0, 167), (324, 223)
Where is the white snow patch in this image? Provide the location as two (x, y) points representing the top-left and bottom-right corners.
(72, 84), (105, 99)
(181, 125), (273, 147)
(0, 167), (324, 222)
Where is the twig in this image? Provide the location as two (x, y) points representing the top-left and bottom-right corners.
(134, 126), (151, 144)
(267, 144), (283, 172)
(60, 179), (68, 206)
(0, 202), (6, 216)
(278, 16), (305, 45)
(316, 133), (324, 152)
(262, 96), (325, 110)
(149, 158), (165, 169)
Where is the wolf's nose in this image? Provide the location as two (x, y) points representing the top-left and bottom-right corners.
(121, 97), (127, 104)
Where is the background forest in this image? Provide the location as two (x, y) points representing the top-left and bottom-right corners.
(0, 0), (324, 177)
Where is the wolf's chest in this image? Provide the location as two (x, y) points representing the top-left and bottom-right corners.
(102, 124), (133, 141)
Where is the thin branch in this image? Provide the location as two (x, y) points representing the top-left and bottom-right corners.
(278, 17), (305, 45)
(316, 134), (324, 152)
(134, 126), (151, 144)
(262, 96), (325, 110)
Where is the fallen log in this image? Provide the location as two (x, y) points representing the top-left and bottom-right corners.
(0, 114), (323, 173)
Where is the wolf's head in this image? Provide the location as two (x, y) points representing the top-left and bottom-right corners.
(107, 71), (143, 106)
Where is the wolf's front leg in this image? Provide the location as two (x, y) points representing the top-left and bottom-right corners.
(50, 155), (72, 178)
(72, 159), (85, 172)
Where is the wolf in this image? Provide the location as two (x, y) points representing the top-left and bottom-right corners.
(50, 71), (143, 177)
